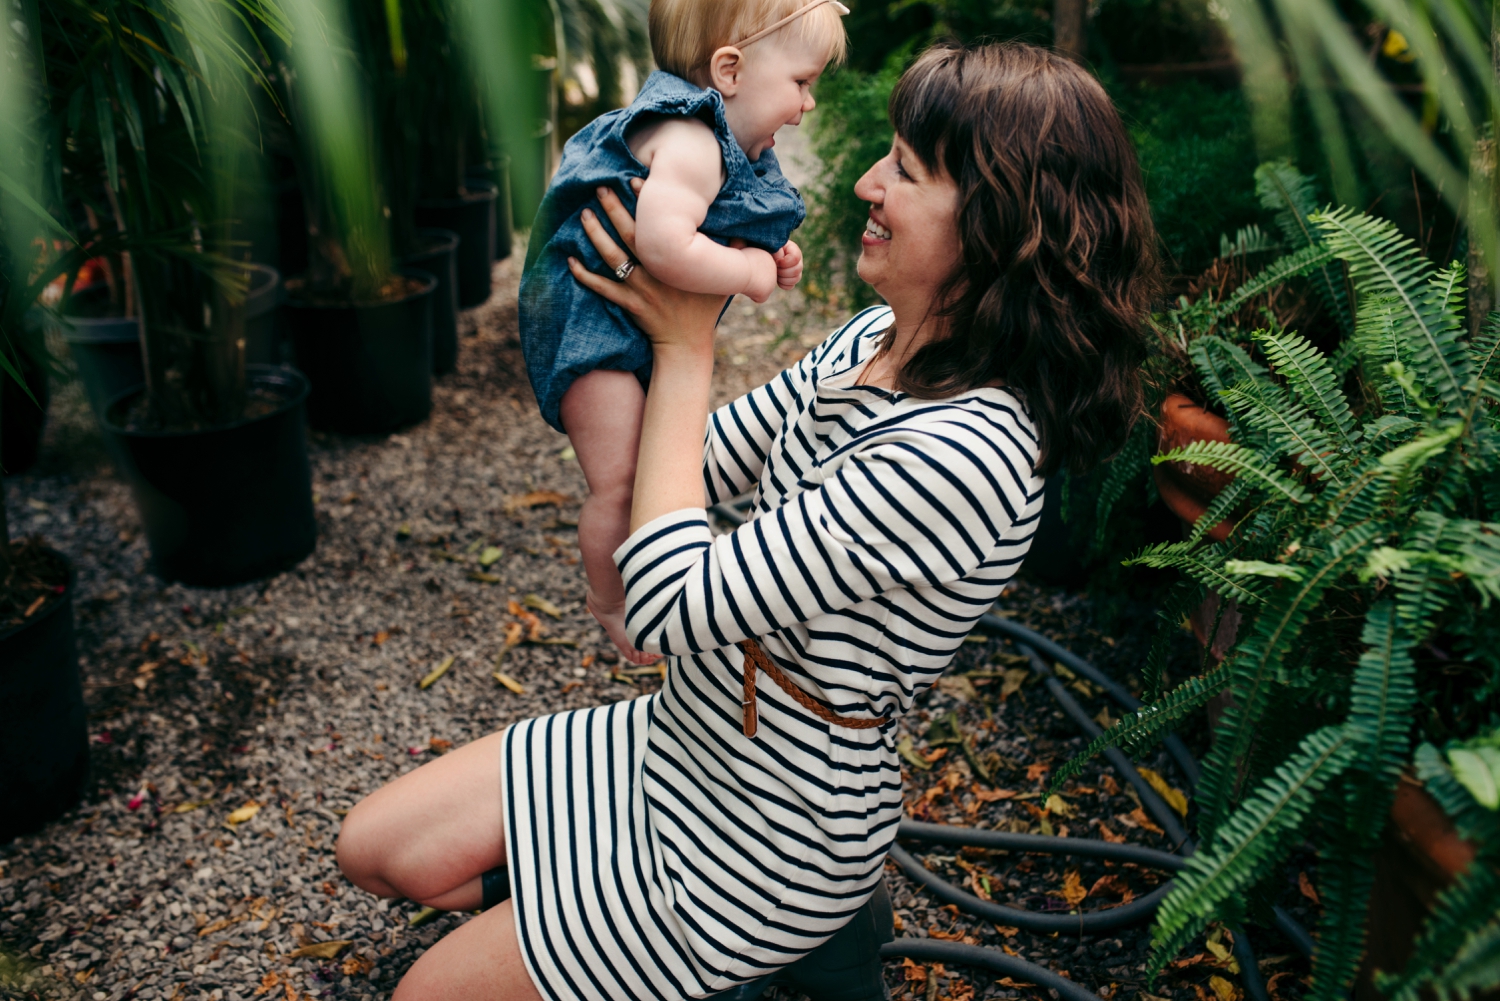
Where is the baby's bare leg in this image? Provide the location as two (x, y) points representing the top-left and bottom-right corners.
(559, 370), (656, 665)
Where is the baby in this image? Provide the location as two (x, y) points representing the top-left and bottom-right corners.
(519, 0), (847, 663)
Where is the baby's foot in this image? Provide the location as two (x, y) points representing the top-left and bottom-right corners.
(586, 590), (658, 666)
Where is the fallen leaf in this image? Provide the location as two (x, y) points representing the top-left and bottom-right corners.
(468, 571), (502, 584)
(897, 735), (933, 772)
(254, 972), (282, 996)
(479, 547), (504, 567)
(922, 747), (950, 764)
(1266, 972), (1294, 1000)
(1054, 868), (1087, 907)
(524, 594), (563, 618)
(902, 958), (927, 982)
(1206, 926), (1241, 973)
(936, 675), (979, 702)
(1094, 706), (1115, 729)
(1045, 794), (1077, 818)
(1101, 774), (1121, 796)
(494, 672), (526, 694)
(372, 631), (389, 646)
(419, 656), (456, 690)
(198, 913), (251, 937)
(408, 906), (441, 927)
(1125, 807), (1164, 835)
(1209, 974), (1242, 1001)
(1095, 820), (1125, 843)
(993, 925), (1018, 937)
(972, 786), (1016, 803)
(342, 952), (374, 976)
(23, 596), (46, 617)
(1087, 874), (1134, 902)
(226, 802), (261, 825)
(997, 978), (1036, 988)
(1026, 761), (1051, 783)
(999, 668), (1029, 700)
(1137, 766), (1189, 816)
(1298, 871), (1320, 906)
(287, 940), (352, 960)
(429, 738), (453, 755)
(396, 523), (412, 539)
(504, 490), (572, 515)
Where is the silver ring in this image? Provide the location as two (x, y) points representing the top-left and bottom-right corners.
(613, 258), (636, 281)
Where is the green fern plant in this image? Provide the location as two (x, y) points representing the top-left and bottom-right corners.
(1056, 205), (1500, 998)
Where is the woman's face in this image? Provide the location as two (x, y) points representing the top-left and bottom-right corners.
(853, 136), (961, 308)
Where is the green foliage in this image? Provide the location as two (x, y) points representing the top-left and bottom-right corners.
(1061, 202), (1500, 995)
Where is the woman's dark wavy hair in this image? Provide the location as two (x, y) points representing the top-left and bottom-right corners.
(887, 41), (1161, 476)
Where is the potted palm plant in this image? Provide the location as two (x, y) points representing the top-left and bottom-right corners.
(1056, 206), (1500, 999)
(272, 0), (438, 433)
(37, 0), (317, 587)
(0, 0), (87, 841)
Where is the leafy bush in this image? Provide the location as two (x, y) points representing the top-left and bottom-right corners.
(1056, 207), (1500, 998)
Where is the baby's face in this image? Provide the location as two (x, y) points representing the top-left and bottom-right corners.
(720, 35), (828, 161)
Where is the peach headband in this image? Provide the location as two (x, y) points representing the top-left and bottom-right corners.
(731, 0), (851, 49)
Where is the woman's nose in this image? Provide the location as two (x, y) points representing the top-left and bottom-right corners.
(853, 163), (880, 203)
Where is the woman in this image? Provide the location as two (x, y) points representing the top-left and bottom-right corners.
(336, 41), (1159, 1001)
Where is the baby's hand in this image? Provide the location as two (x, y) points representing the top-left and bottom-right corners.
(773, 241), (803, 290)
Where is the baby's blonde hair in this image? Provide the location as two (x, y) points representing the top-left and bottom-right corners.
(649, 0), (847, 81)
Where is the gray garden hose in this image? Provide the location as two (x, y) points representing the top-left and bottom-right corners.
(878, 940), (1104, 1001)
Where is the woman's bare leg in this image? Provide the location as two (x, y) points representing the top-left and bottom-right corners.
(337, 731), (508, 909)
(560, 369), (655, 665)
(390, 901), (543, 1001)
(337, 732), (543, 999)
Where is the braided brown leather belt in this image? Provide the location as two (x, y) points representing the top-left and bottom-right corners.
(737, 638), (886, 738)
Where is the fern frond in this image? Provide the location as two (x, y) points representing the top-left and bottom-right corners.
(1414, 742), (1500, 848)
(1092, 421), (1153, 552)
(1256, 158), (1322, 250)
(1472, 311), (1500, 389)
(1187, 477), (1254, 544)
(1141, 583), (1206, 700)
(1124, 541), (1266, 604)
(1348, 601), (1419, 779)
(1153, 440), (1313, 504)
(1307, 817), (1379, 1001)
(1212, 243), (1338, 322)
(1354, 296), (1426, 419)
(1217, 384), (1344, 486)
(1194, 526), (1379, 831)
(1313, 207), (1472, 412)
(1253, 329), (1359, 446)
(1377, 847), (1500, 1001)
(1427, 914), (1500, 1001)
(1148, 725), (1357, 979)
(1049, 666), (1230, 790)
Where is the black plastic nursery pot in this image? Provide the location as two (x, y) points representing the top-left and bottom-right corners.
(283, 269), (436, 434)
(1, 350), (49, 474)
(0, 555), (87, 843)
(466, 156), (514, 262)
(101, 365), (317, 586)
(403, 229), (460, 375)
(60, 312), (144, 422)
(415, 181), (497, 308)
(244, 263), (283, 366)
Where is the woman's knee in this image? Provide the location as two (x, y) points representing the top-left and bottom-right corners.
(335, 798), (399, 895)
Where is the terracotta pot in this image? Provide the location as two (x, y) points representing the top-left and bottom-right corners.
(1154, 393), (1235, 543)
(1356, 776), (1495, 1001)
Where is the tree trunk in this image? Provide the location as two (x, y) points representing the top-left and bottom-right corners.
(1054, 0), (1088, 61)
(1469, 138), (1495, 337)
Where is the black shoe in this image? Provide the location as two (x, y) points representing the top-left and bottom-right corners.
(481, 866), (511, 910)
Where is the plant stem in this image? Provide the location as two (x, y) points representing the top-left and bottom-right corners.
(1053, 0), (1087, 60)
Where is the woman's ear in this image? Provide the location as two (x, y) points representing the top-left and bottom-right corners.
(708, 46), (745, 95)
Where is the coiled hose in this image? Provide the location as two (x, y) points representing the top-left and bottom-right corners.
(707, 502), (1313, 1001)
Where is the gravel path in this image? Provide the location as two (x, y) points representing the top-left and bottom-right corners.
(0, 212), (1315, 1001)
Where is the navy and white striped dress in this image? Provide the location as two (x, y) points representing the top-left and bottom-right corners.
(502, 307), (1045, 1001)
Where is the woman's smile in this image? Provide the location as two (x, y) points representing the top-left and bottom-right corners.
(862, 215), (892, 243)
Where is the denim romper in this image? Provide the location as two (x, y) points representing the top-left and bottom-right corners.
(519, 70), (806, 432)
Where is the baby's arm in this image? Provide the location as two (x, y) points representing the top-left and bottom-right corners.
(631, 118), (778, 302)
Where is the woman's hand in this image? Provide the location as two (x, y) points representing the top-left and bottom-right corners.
(567, 185), (728, 355)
